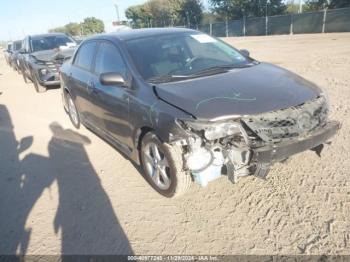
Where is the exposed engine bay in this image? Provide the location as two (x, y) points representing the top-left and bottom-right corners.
(175, 95), (340, 187)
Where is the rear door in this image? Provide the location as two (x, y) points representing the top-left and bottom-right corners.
(69, 41), (98, 126)
(90, 41), (131, 147)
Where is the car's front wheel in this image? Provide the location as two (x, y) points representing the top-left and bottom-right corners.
(21, 67), (29, 83)
(141, 132), (192, 198)
(67, 93), (80, 129)
(31, 70), (46, 93)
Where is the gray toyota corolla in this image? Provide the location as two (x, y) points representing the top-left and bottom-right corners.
(60, 28), (340, 197)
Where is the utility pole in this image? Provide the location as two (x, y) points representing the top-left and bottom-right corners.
(265, 0), (269, 36)
(186, 11), (190, 28)
(114, 3), (120, 22)
(299, 0), (303, 13)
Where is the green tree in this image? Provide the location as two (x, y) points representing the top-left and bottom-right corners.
(65, 23), (82, 36)
(201, 11), (221, 23)
(49, 26), (68, 34)
(125, 5), (151, 28)
(304, 0), (327, 11)
(144, 0), (173, 27)
(209, 0), (286, 19)
(81, 17), (105, 35)
(285, 0), (300, 13)
(49, 17), (104, 36)
(304, 0), (349, 11)
(328, 0), (350, 8)
(176, 0), (203, 27)
(125, 0), (203, 28)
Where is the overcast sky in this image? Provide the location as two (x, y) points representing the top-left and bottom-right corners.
(0, 0), (210, 41)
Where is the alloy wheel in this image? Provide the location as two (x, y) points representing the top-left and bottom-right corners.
(142, 142), (171, 190)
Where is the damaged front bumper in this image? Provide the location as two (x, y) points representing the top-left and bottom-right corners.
(253, 120), (340, 164)
(179, 119), (340, 187)
(250, 120), (340, 180)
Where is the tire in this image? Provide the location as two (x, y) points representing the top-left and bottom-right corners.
(21, 67), (29, 83)
(66, 93), (80, 129)
(31, 70), (46, 93)
(140, 132), (192, 198)
(16, 62), (21, 74)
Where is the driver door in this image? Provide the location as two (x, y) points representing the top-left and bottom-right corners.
(89, 41), (131, 147)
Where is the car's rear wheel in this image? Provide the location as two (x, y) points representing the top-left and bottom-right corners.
(141, 132), (192, 198)
(31, 70), (46, 93)
(67, 93), (80, 129)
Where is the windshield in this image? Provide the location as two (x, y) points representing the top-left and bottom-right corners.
(125, 32), (253, 82)
(30, 35), (76, 52)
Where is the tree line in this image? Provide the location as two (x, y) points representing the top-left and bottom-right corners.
(125, 0), (204, 28)
(49, 17), (104, 36)
(126, 0), (350, 28)
(47, 0), (349, 36)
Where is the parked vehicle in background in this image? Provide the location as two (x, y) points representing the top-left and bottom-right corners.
(73, 36), (86, 45)
(60, 28), (340, 198)
(3, 42), (12, 65)
(18, 33), (77, 93)
(9, 40), (22, 72)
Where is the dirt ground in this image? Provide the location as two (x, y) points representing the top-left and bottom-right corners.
(0, 33), (349, 255)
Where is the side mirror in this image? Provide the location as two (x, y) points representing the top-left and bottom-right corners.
(100, 72), (128, 87)
(240, 49), (250, 57)
(18, 136), (33, 154)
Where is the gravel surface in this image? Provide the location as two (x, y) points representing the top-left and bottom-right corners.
(0, 33), (349, 255)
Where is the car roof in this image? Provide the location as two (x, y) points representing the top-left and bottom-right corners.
(89, 28), (199, 42)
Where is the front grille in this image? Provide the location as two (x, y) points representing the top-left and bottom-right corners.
(47, 64), (58, 73)
(242, 96), (329, 143)
(44, 60), (63, 73)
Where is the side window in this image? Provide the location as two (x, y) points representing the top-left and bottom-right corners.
(94, 42), (126, 76)
(74, 41), (97, 71)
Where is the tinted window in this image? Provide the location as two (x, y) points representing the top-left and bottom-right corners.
(74, 41), (97, 71)
(94, 42), (126, 76)
(30, 35), (76, 52)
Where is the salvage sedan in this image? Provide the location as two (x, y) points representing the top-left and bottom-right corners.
(60, 28), (340, 197)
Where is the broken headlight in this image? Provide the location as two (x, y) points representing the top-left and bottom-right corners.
(181, 120), (243, 141)
(186, 146), (213, 171)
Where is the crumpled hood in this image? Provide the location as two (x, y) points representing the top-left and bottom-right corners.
(155, 63), (322, 120)
(31, 47), (76, 62)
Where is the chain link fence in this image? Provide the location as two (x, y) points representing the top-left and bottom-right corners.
(199, 7), (350, 37)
